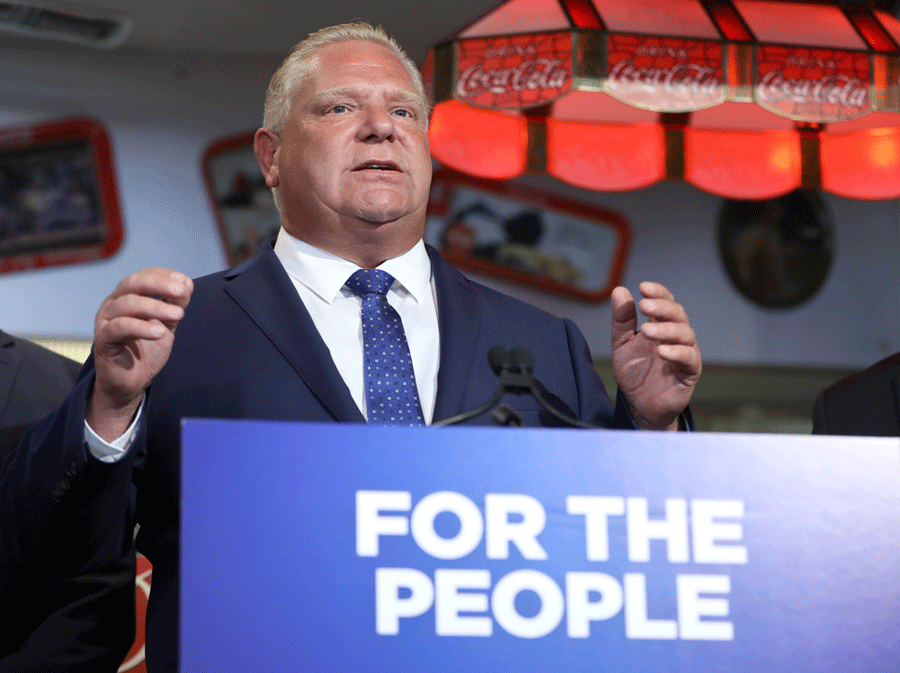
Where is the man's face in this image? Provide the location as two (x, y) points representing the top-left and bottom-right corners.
(267, 40), (432, 265)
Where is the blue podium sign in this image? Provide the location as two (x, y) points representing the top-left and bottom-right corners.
(180, 420), (900, 672)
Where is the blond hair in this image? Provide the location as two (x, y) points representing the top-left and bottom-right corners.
(262, 21), (429, 134)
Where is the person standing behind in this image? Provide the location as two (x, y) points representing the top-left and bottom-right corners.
(0, 330), (135, 672)
(812, 352), (900, 436)
(0, 329), (82, 456)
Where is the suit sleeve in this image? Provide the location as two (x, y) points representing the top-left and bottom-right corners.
(561, 318), (631, 429)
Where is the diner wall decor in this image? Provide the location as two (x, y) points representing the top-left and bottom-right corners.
(718, 189), (834, 309)
(202, 132), (279, 266)
(0, 117), (123, 275)
(425, 169), (630, 302)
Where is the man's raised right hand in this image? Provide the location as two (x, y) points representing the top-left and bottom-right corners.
(86, 268), (193, 442)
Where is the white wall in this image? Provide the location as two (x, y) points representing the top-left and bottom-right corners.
(468, 177), (900, 368)
(0, 45), (278, 337)
(1, 45), (898, 369)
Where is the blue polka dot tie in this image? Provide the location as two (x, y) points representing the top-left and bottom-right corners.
(346, 269), (425, 427)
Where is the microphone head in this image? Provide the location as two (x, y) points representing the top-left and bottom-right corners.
(488, 346), (511, 376)
(509, 346), (534, 374)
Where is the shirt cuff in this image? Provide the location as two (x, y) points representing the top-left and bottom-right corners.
(84, 396), (145, 463)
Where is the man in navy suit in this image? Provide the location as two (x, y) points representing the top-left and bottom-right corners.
(2, 22), (702, 671)
(0, 332), (135, 671)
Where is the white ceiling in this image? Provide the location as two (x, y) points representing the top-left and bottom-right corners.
(7, 1), (900, 63)
(4, 0), (502, 63)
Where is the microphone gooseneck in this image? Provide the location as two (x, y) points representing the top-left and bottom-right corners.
(434, 346), (598, 429)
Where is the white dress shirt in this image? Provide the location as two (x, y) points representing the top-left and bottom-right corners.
(273, 228), (439, 423)
(86, 229), (441, 461)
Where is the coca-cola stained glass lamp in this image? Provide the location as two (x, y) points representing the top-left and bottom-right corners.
(423, 0), (900, 200)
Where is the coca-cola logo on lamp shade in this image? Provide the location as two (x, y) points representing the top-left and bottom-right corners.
(424, 0), (900, 201)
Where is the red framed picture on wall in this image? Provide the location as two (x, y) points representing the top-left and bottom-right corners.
(0, 117), (123, 275)
(426, 170), (631, 302)
(202, 132), (279, 266)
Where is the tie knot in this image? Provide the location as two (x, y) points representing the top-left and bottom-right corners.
(346, 269), (395, 297)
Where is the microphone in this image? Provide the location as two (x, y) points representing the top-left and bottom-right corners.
(488, 346), (530, 393)
(433, 346), (597, 429)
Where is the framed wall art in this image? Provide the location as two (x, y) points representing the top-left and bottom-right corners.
(0, 117), (123, 275)
(202, 132), (280, 266)
(718, 190), (834, 309)
(425, 170), (631, 302)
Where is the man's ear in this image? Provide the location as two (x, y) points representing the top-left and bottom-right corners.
(254, 128), (280, 188)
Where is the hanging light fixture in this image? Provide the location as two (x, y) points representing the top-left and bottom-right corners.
(423, 0), (900, 200)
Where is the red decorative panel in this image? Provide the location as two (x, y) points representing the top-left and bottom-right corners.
(429, 101), (529, 179)
(605, 34), (725, 110)
(548, 119), (666, 191)
(684, 127), (802, 199)
(118, 553), (152, 672)
(755, 46), (871, 121)
(454, 32), (572, 109)
(820, 128), (900, 200)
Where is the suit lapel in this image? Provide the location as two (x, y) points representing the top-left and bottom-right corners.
(428, 246), (483, 423)
(222, 245), (364, 423)
(0, 330), (21, 425)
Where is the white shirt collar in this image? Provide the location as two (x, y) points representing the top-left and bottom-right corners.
(273, 227), (431, 304)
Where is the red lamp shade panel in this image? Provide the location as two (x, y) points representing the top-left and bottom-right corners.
(429, 101), (528, 180)
(821, 127), (900, 200)
(685, 127), (801, 199)
(424, 0), (900, 200)
(547, 120), (666, 191)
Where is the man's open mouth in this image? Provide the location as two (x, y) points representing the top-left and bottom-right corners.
(354, 161), (401, 171)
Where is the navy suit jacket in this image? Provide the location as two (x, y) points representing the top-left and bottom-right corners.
(0, 332), (135, 672)
(812, 352), (900, 436)
(4, 243), (638, 671)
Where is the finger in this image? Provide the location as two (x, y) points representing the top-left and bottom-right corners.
(99, 294), (185, 326)
(97, 316), (169, 345)
(610, 286), (638, 346)
(96, 299), (183, 337)
(169, 275), (193, 310)
(640, 321), (696, 346)
(638, 281), (675, 301)
(656, 344), (702, 375)
(638, 297), (688, 324)
(611, 286), (637, 325)
(109, 268), (192, 306)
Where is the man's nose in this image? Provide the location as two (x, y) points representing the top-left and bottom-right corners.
(358, 104), (395, 141)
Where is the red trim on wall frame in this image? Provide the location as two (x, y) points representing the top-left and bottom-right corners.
(0, 117), (123, 275)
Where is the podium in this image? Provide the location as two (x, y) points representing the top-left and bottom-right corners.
(180, 420), (900, 671)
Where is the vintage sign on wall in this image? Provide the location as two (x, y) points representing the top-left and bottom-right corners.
(425, 170), (630, 302)
(0, 117), (123, 275)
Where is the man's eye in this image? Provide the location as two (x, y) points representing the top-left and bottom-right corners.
(330, 105), (348, 114)
(393, 109), (411, 118)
